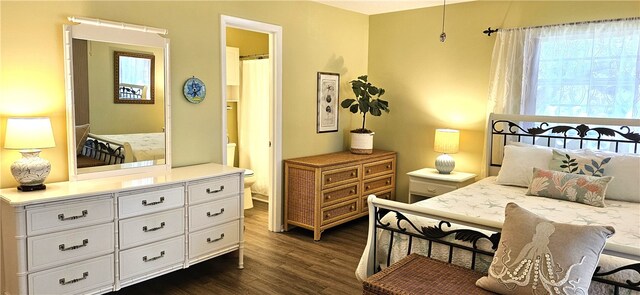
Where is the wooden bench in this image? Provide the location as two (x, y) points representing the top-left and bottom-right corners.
(363, 253), (495, 295)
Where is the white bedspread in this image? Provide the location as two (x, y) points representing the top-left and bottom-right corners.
(355, 177), (640, 294)
(99, 133), (165, 162)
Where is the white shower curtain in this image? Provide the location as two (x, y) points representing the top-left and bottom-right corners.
(239, 59), (270, 197)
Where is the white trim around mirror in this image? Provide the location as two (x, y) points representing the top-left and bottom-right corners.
(64, 17), (171, 181)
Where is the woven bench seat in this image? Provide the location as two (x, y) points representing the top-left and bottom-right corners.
(363, 253), (496, 295)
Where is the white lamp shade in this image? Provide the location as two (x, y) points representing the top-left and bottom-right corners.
(4, 118), (56, 150)
(434, 129), (459, 154)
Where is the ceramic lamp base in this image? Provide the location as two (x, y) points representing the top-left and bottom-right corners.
(435, 153), (455, 174)
(10, 150), (51, 191)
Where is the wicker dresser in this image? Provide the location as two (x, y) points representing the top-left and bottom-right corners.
(284, 150), (396, 240)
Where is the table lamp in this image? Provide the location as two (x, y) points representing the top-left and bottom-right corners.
(434, 129), (459, 174)
(4, 117), (56, 191)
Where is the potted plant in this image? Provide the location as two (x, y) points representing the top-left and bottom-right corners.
(340, 75), (390, 154)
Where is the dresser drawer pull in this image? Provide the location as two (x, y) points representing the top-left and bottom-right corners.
(142, 250), (165, 262)
(386, 180), (391, 185)
(327, 177), (332, 182)
(58, 210), (88, 221)
(386, 165), (391, 169)
(325, 195), (331, 200)
(206, 208), (225, 217)
(207, 233), (225, 243)
(350, 172), (356, 177)
(427, 188), (437, 193)
(59, 271), (88, 285)
(350, 205), (355, 211)
(325, 213), (331, 218)
(365, 185), (370, 190)
(59, 239), (89, 251)
(206, 186), (225, 194)
(143, 222), (166, 232)
(142, 197), (165, 206)
(366, 169), (371, 174)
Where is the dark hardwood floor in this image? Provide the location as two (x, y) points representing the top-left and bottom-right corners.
(111, 201), (368, 294)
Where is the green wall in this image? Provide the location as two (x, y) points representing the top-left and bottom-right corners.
(367, 1), (640, 202)
(0, 1), (369, 188)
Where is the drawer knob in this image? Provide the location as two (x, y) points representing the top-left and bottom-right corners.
(143, 222), (166, 232)
(350, 172), (356, 177)
(386, 165), (391, 169)
(325, 213), (331, 218)
(143, 250), (165, 262)
(386, 180), (390, 185)
(327, 177), (332, 182)
(59, 239), (89, 251)
(206, 186), (225, 194)
(427, 188), (437, 193)
(59, 272), (88, 286)
(207, 208), (225, 217)
(207, 233), (225, 243)
(350, 190), (355, 194)
(366, 169), (371, 173)
(58, 210), (88, 221)
(365, 185), (370, 190)
(350, 205), (355, 211)
(326, 195), (331, 200)
(142, 197), (165, 206)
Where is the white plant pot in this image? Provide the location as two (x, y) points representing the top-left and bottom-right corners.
(350, 132), (374, 154)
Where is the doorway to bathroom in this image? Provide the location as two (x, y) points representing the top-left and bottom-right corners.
(220, 16), (283, 233)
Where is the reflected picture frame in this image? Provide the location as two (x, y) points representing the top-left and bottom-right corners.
(317, 72), (340, 133)
(114, 51), (155, 104)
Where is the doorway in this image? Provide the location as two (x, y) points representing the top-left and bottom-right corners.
(220, 16), (283, 232)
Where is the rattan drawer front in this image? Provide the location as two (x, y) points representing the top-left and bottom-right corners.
(189, 176), (240, 205)
(321, 183), (359, 207)
(28, 223), (114, 272)
(119, 236), (185, 282)
(189, 197), (239, 232)
(119, 186), (184, 219)
(26, 197), (113, 236)
(363, 158), (394, 179)
(321, 165), (359, 189)
(321, 198), (359, 225)
(119, 208), (184, 250)
(189, 220), (240, 260)
(362, 174), (395, 195)
(362, 190), (392, 212)
(28, 254), (114, 295)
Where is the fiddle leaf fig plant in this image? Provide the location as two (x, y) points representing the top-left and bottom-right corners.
(340, 75), (390, 133)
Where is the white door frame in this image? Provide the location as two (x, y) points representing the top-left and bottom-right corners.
(220, 15), (283, 232)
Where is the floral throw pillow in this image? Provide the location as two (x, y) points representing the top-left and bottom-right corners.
(476, 203), (615, 295)
(527, 168), (613, 207)
(549, 149), (611, 177)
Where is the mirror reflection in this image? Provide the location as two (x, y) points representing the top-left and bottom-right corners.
(72, 39), (166, 173)
(115, 51), (155, 104)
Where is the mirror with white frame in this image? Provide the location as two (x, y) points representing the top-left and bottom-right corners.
(64, 17), (171, 180)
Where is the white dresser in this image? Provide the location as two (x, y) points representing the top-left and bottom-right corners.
(0, 163), (244, 295)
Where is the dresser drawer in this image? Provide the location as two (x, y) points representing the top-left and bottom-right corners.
(321, 165), (359, 189)
(321, 198), (359, 226)
(119, 236), (185, 281)
(363, 158), (394, 179)
(28, 223), (114, 272)
(362, 190), (392, 212)
(26, 197), (113, 236)
(188, 176), (241, 205)
(362, 174), (395, 195)
(28, 254), (114, 295)
(409, 179), (457, 197)
(321, 183), (359, 207)
(119, 186), (184, 219)
(189, 197), (239, 232)
(119, 208), (184, 250)
(189, 220), (240, 260)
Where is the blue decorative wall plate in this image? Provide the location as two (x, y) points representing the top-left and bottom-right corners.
(183, 77), (206, 104)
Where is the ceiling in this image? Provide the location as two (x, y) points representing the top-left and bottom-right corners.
(311, 0), (475, 15)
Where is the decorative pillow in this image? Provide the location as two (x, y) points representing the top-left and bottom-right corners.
(496, 145), (553, 187)
(527, 168), (613, 207)
(549, 149), (611, 177)
(588, 150), (640, 203)
(476, 203), (615, 295)
(75, 124), (90, 155)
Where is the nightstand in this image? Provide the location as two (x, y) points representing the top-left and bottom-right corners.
(407, 168), (476, 203)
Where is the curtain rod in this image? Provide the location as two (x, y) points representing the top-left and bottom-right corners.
(240, 53), (269, 60)
(482, 16), (640, 37)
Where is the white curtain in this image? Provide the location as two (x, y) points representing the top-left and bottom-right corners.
(239, 59), (271, 197)
(487, 18), (640, 118)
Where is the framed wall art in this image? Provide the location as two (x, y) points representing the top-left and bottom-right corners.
(317, 72), (340, 133)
